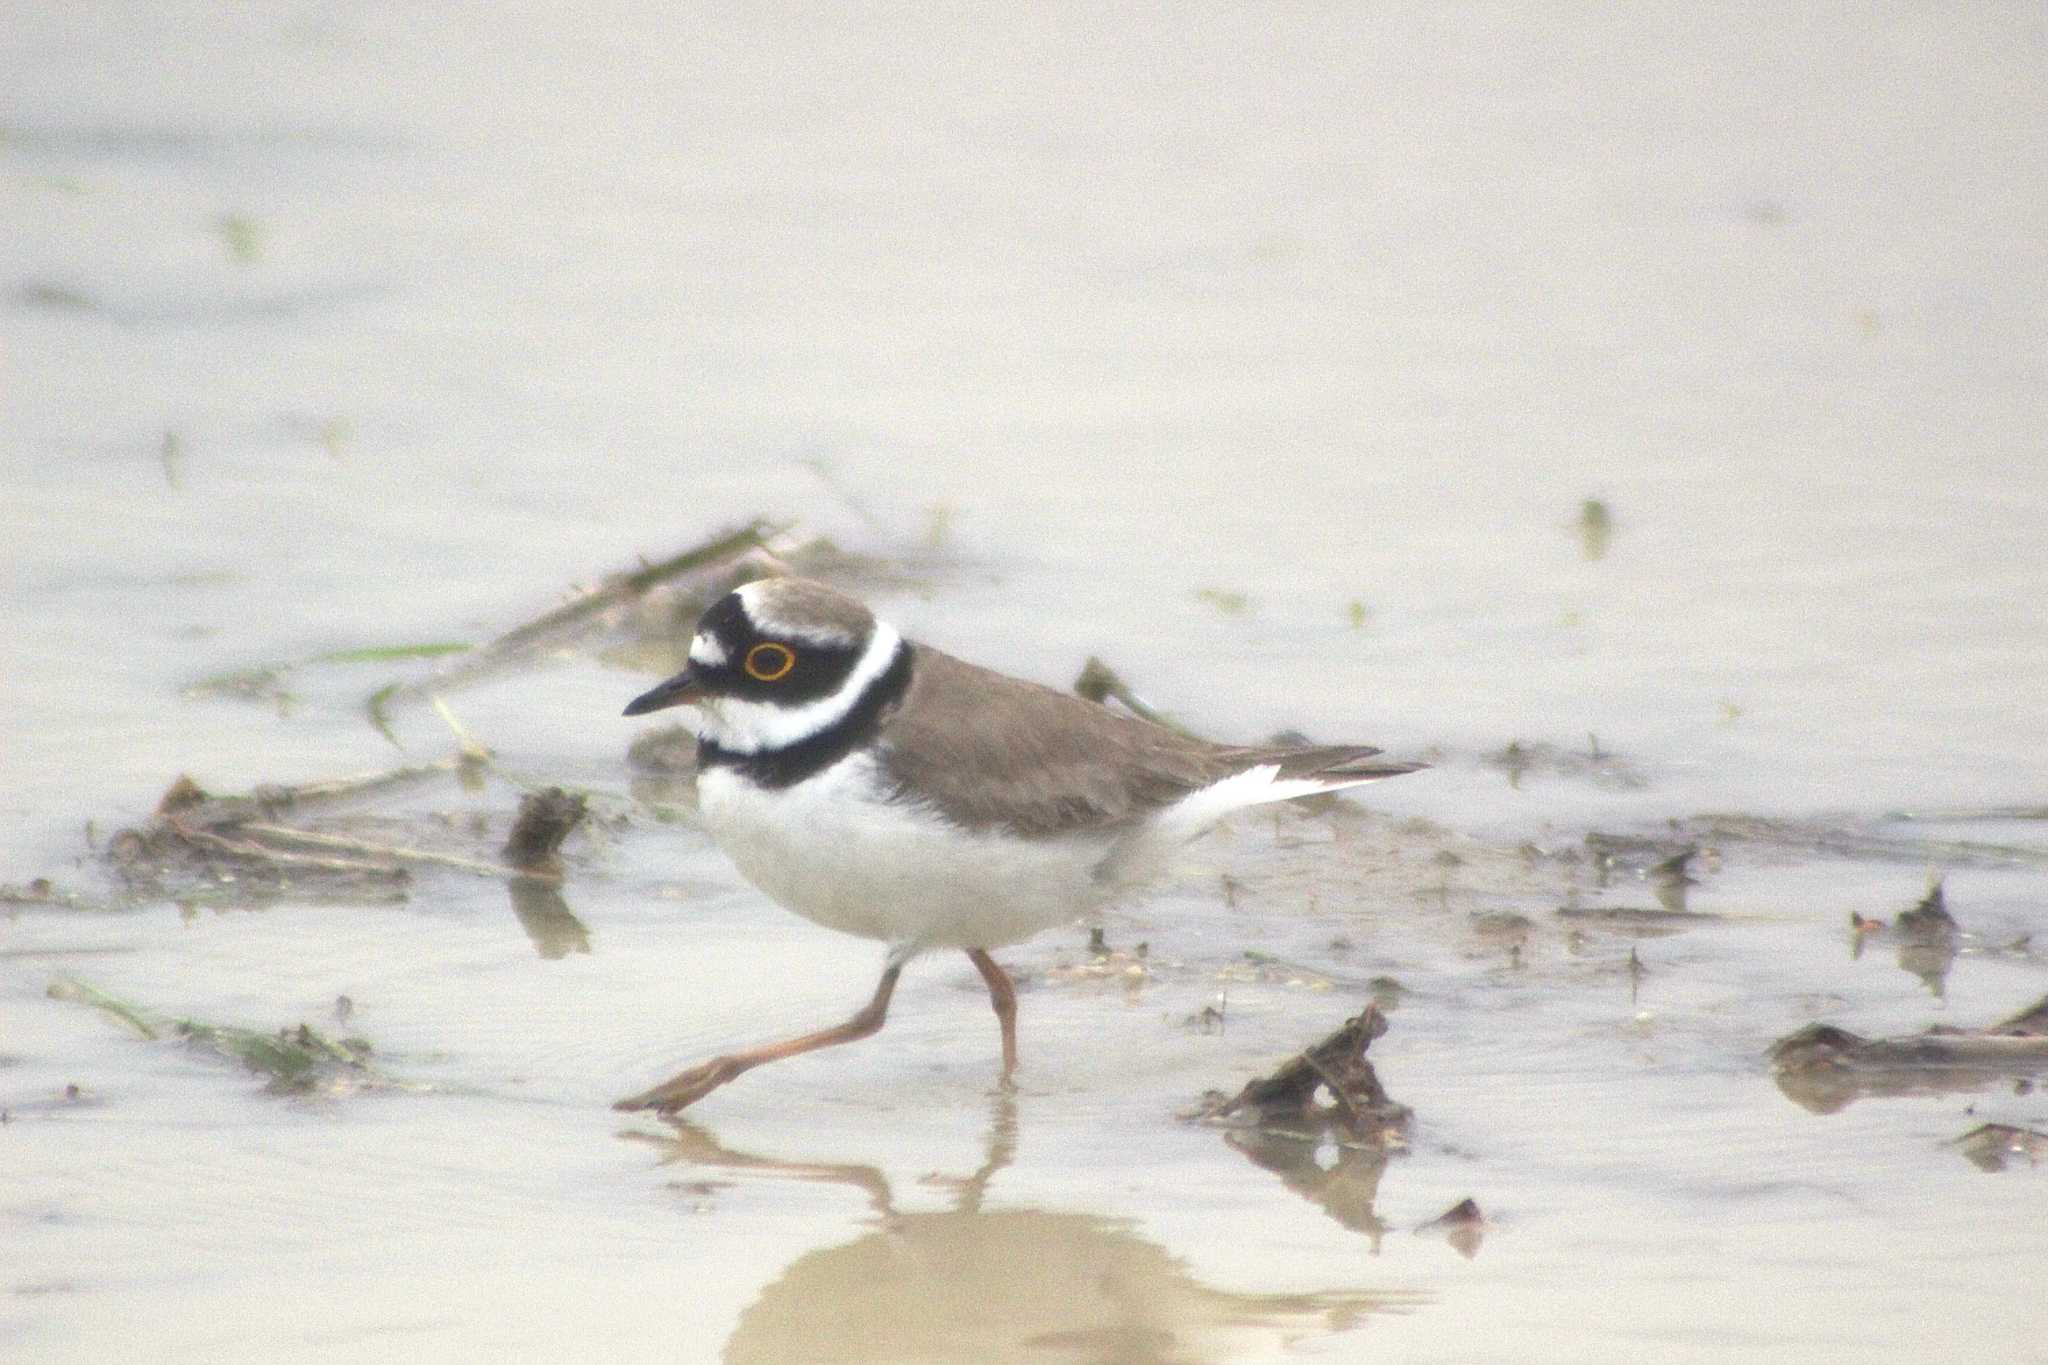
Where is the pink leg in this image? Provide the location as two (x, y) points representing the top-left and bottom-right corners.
(615, 964), (902, 1115)
(967, 949), (1019, 1077)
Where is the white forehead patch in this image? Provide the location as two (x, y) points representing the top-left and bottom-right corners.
(734, 579), (860, 648)
(688, 633), (728, 668)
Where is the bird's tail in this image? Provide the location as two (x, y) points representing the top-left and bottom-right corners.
(1151, 744), (1425, 844)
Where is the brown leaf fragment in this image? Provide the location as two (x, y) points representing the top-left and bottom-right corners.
(1950, 1123), (2048, 1173)
(1417, 1197), (1488, 1259)
(502, 787), (589, 874)
(1894, 881), (1957, 945)
(156, 775), (209, 814)
(1188, 1006), (1409, 1140)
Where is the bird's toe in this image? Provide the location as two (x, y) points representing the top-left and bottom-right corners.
(613, 1058), (741, 1114)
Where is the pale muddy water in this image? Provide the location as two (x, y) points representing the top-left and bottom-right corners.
(5, 5), (2048, 1363)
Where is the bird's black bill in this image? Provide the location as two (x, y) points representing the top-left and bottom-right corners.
(623, 667), (705, 716)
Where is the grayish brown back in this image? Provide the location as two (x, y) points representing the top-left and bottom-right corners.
(876, 645), (1416, 840)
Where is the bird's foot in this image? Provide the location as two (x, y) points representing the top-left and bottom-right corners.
(613, 1057), (745, 1115)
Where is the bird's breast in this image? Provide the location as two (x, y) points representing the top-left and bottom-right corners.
(692, 753), (1120, 951)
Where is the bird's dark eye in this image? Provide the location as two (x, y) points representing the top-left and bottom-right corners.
(744, 642), (797, 682)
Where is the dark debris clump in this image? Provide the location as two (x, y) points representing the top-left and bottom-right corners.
(1188, 1005), (1409, 1141)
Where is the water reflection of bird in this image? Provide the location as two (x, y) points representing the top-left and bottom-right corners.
(622, 1099), (1427, 1364)
(727, 1206), (1397, 1365)
(616, 577), (1422, 1114)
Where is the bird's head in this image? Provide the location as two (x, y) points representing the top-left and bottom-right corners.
(623, 577), (902, 753)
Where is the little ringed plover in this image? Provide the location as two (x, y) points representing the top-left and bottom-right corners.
(615, 576), (1422, 1114)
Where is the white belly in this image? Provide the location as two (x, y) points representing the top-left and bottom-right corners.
(694, 754), (1126, 953)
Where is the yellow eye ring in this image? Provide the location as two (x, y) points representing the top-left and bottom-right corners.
(743, 642), (797, 682)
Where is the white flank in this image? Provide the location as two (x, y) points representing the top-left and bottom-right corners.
(696, 752), (1114, 953)
(695, 622), (903, 753)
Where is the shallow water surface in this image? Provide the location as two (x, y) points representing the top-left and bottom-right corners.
(5, 4), (2047, 1362)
